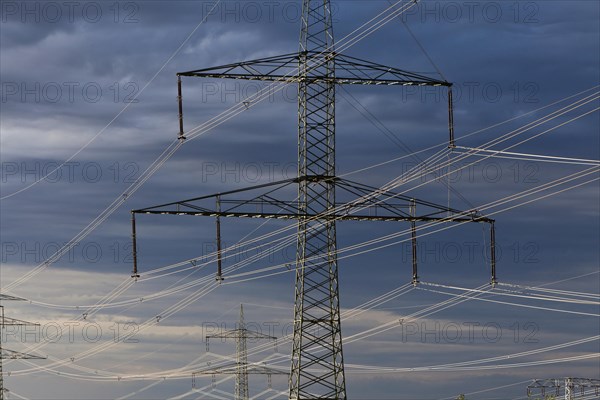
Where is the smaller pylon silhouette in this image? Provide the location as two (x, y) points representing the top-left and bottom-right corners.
(527, 378), (600, 399)
(192, 304), (286, 400)
(1, 295), (46, 400)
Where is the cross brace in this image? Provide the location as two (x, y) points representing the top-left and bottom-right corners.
(131, 177), (497, 285)
(178, 51), (451, 87)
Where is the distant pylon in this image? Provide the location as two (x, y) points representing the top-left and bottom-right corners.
(527, 377), (600, 399)
(192, 304), (285, 400)
(235, 304), (249, 400)
(0, 295), (46, 400)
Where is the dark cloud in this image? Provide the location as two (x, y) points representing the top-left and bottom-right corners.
(1, 0), (599, 398)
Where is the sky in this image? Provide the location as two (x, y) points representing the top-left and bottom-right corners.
(0, 1), (599, 399)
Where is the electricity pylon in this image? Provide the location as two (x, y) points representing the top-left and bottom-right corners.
(527, 378), (600, 399)
(131, 1), (497, 398)
(192, 304), (285, 400)
(0, 295), (45, 400)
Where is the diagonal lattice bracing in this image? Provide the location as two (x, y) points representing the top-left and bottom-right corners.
(291, 4), (343, 397)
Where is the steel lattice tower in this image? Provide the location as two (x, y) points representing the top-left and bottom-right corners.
(0, 296), (45, 400)
(192, 305), (284, 400)
(131, 1), (498, 398)
(291, 1), (346, 398)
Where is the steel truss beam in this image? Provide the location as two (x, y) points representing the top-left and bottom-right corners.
(192, 364), (287, 395)
(132, 178), (492, 224)
(178, 51), (450, 87)
(0, 349), (45, 360)
(132, 177), (497, 285)
(0, 295), (24, 302)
